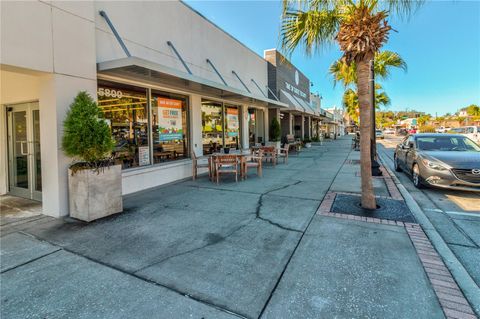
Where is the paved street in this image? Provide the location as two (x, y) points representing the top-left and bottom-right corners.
(1, 137), (452, 319)
(378, 136), (480, 291)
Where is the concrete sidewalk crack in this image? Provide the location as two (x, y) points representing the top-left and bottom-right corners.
(253, 181), (304, 233)
(133, 219), (254, 274)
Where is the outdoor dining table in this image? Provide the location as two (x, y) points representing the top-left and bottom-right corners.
(208, 150), (252, 181)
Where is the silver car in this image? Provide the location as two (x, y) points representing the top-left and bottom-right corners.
(394, 134), (480, 191)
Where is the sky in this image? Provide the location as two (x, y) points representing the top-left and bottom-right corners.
(184, 0), (480, 116)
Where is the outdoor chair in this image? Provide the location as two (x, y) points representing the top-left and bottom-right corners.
(277, 145), (289, 164)
(286, 134), (301, 153)
(191, 151), (211, 180)
(262, 146), (277, 166)
(243, 149), (263, 179)
(215, 155), (240, 184)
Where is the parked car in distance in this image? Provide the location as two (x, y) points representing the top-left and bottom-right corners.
(448, 127), (466, 134)
(435, 126), (451, 133)
(383, 128), (395, 134)
(375, 130), (385, 139)
(394, 133), (480, 191)
(460, 126), (480, 144)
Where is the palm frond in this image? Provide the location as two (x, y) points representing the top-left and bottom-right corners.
(382, 0), (425, 20)
(280, 1), (342, 56)
(374, 50), (407, 79)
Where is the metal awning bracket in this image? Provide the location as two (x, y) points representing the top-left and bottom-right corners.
(167, 41), (192, 75)
(251, 79), (267, 98)
(206, 59), (228, 86)
(99, 10), (131, 57)
(231, 70), (251, 93)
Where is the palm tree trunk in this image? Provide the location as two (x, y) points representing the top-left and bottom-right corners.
(356, 58), (377, 209)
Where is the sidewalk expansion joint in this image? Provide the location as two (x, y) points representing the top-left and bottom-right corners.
(18, 232), (249, 319)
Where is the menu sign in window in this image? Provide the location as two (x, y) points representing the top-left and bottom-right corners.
(138, 146), (150, 166)
(157, 98), (183, 141)
(226, 108), (239, 137)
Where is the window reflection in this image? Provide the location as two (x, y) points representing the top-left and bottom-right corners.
(151, 91), (188, 163)
(201, 101), (223, 154)
(97, 81), (149, 168)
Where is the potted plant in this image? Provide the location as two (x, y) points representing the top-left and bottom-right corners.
(303, 138), (312, 148)
(268, 117), (281, 148)
(62, 91), (122, 222)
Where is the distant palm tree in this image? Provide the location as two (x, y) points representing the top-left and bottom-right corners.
(334, 51), (405, 123)
(343, 84), (391, 123)
(330, 50), (407, 88)
(281, 0), (422, 209)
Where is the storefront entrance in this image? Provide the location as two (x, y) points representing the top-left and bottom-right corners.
(6, 102), (42, 201)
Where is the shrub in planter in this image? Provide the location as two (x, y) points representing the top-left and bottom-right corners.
(62, 91), (122, 222)
(269, 117), (281, 142)
(269, 117), (282, 148)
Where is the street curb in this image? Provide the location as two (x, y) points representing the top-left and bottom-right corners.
(377, 152), (480, 316)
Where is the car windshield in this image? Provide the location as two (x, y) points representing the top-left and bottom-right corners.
(416, 136), (480, 152)
(376, 130), (382, 134)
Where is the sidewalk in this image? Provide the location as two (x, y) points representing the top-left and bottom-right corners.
(1, 136), (470, 318)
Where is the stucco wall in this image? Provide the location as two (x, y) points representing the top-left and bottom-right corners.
(94, 1), (268, 97)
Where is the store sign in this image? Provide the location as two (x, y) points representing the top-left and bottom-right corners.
(285, 82), (307, 99)
(157, 98), (183, 141)
(226, 108), (239, 137)
(97, 88), (123, 98)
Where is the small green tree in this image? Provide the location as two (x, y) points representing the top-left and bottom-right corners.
(270, 117), (281, 142)
(62, 91), (115, 168)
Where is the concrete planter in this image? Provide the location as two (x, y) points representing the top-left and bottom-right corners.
(68, 164), (122, 222)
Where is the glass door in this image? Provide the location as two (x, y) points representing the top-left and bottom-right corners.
(7, 102), (42, 201)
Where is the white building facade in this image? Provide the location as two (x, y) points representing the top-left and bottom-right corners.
(1, 1), (288, 217)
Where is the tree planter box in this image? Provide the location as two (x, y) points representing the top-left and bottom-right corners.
(68, 165), (122, 222)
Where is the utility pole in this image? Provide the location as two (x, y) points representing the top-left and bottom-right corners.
(370, 59), (382, 176)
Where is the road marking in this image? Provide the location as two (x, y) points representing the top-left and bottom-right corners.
(424, 208), (444, 212)
(445, 211), (480, 218)
(424, 207), (480, 218)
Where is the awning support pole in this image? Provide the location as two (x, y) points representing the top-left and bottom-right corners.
(99, 11), (131, 57)
(167, 41), (192, 75)
(206, 59), (228, 86)
(266, 86), (279, 101)
(251, 79), (267, 98)
(231, 71), (251, 93)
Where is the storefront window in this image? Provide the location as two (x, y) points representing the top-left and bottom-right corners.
(248, 108), (256, 146)
(201, 100), (241, 154)
(151, 91), (188, 163)
(224, 105), (240, 149)
(98, 81), (149, 169)
(202, 100), (223, 154)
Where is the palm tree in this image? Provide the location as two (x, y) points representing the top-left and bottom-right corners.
(330, 50), (407, 88)
(281, 0), (422, 209)
(343, 84), (391, 123)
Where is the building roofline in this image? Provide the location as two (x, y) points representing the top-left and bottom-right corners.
(179, 0), (265, 62)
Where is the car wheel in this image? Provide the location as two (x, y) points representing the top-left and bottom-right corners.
(412, 163), (423, 189)
(394, 156), (402, 172)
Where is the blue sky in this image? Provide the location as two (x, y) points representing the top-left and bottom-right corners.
(185, 0), (480, 116)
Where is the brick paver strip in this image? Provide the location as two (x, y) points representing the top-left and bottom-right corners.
(316, 187), (476, 318)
